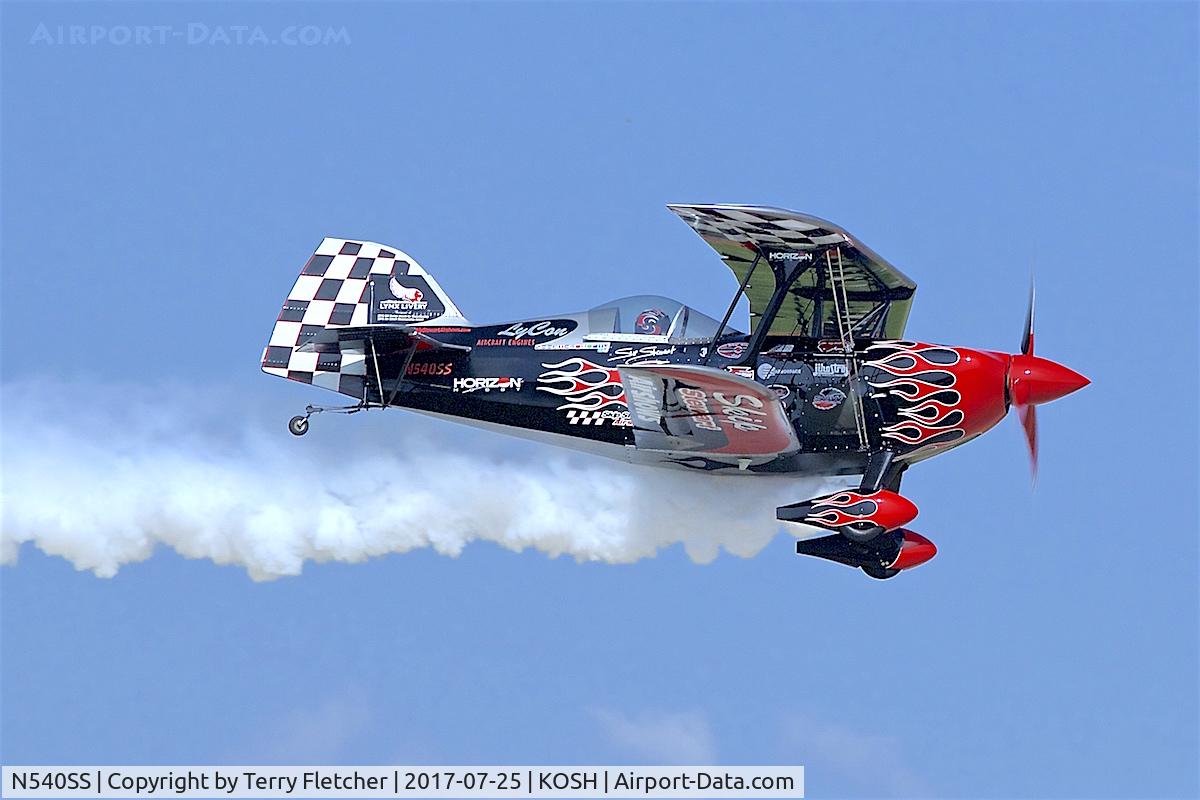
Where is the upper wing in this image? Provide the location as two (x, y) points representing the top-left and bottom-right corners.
(667, 204), (916, 339)
(619, 364), (799, 459)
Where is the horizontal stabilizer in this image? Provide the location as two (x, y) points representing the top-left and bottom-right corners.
(618, 364), (799, 459)
(296, 325), (471, 355)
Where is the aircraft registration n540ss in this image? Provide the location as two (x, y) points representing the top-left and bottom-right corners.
(261, 205), (1088, 579)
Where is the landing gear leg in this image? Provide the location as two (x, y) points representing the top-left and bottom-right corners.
(860, 449), (896, 493)
(859, 448), (909, 491)
(882, 462), (908, 493)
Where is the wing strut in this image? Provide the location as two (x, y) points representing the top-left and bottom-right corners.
(828, 247), (870, 451)
(370, 335), (418, 408)
(702, 250), (761, 365)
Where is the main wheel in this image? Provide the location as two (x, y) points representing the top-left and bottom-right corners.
(839, 521), (885, 543)
(288, 416), (309, 436)
(861, 564), (899, 580)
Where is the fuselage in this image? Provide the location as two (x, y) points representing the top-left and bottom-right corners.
(357, 316), (1013, 477)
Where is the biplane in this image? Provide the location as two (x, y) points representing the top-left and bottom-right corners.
(261, 205), (1088, 578)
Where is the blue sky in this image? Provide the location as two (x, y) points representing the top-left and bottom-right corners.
(1, 2), (1197, 798)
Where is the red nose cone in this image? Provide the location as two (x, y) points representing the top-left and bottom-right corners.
(1008, 354), (1090, 407)
(889, 530), (938, 571)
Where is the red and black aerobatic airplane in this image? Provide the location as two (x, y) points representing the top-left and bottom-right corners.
(262, 204), (1088, 578)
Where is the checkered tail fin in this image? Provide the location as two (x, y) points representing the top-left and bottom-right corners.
(261, 237), (470, 394)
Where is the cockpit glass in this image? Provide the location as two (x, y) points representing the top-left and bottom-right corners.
(586, 295), (741, 342)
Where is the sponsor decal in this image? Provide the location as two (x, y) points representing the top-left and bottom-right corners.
(405, 361), (453, 377)
(757, 362), (807, 380)
(763, 357), (830, 381)
(715, 341), (749, 360)
(498, 320), (575, 339)
(768, 251), (814, 262)
(764, 343), (794, 356)
(537, 340), (609, 352)
(759, 359), (850, 380)
(372, 273), (445, 323)
(814, 362), (849, 377)
(713, 391), (768, 432)
(566, 409), (632, 427)
(478, 320), (577, 347)
(770, 384), (791, 400)
(624, 373), (662, 427)
(725, 366), (754, 379)
(678, 387), (718, 431)
(679, 387), (770, 433)
(812, 386), (847, 411)
(452, 376), (524, 393)
(413, 326), (471, 334)
(606, 344), (677, 365)
(537, 358), (626, 412)
(817, 339), (847, 354)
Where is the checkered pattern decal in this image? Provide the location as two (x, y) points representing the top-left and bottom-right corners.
(666, 203), (915, 290)
(566, 410), (606, 425)
(667, 204), (850, 250)
(261, 238), (469, 397)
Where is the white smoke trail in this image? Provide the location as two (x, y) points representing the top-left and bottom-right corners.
(0, 380), (839, 580)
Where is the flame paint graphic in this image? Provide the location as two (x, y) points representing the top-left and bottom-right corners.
(864, 341), (967, 447)
(804, 490), (881, 527)
(537, 358), (628, 412)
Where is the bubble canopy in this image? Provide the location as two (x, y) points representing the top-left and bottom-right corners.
(585, 295), (743, 343)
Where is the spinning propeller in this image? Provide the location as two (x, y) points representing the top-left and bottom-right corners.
(1006, 281), (1089, 480)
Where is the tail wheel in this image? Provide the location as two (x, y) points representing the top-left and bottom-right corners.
(288, 416), (310, 436)
(839, 521), (885, 543)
